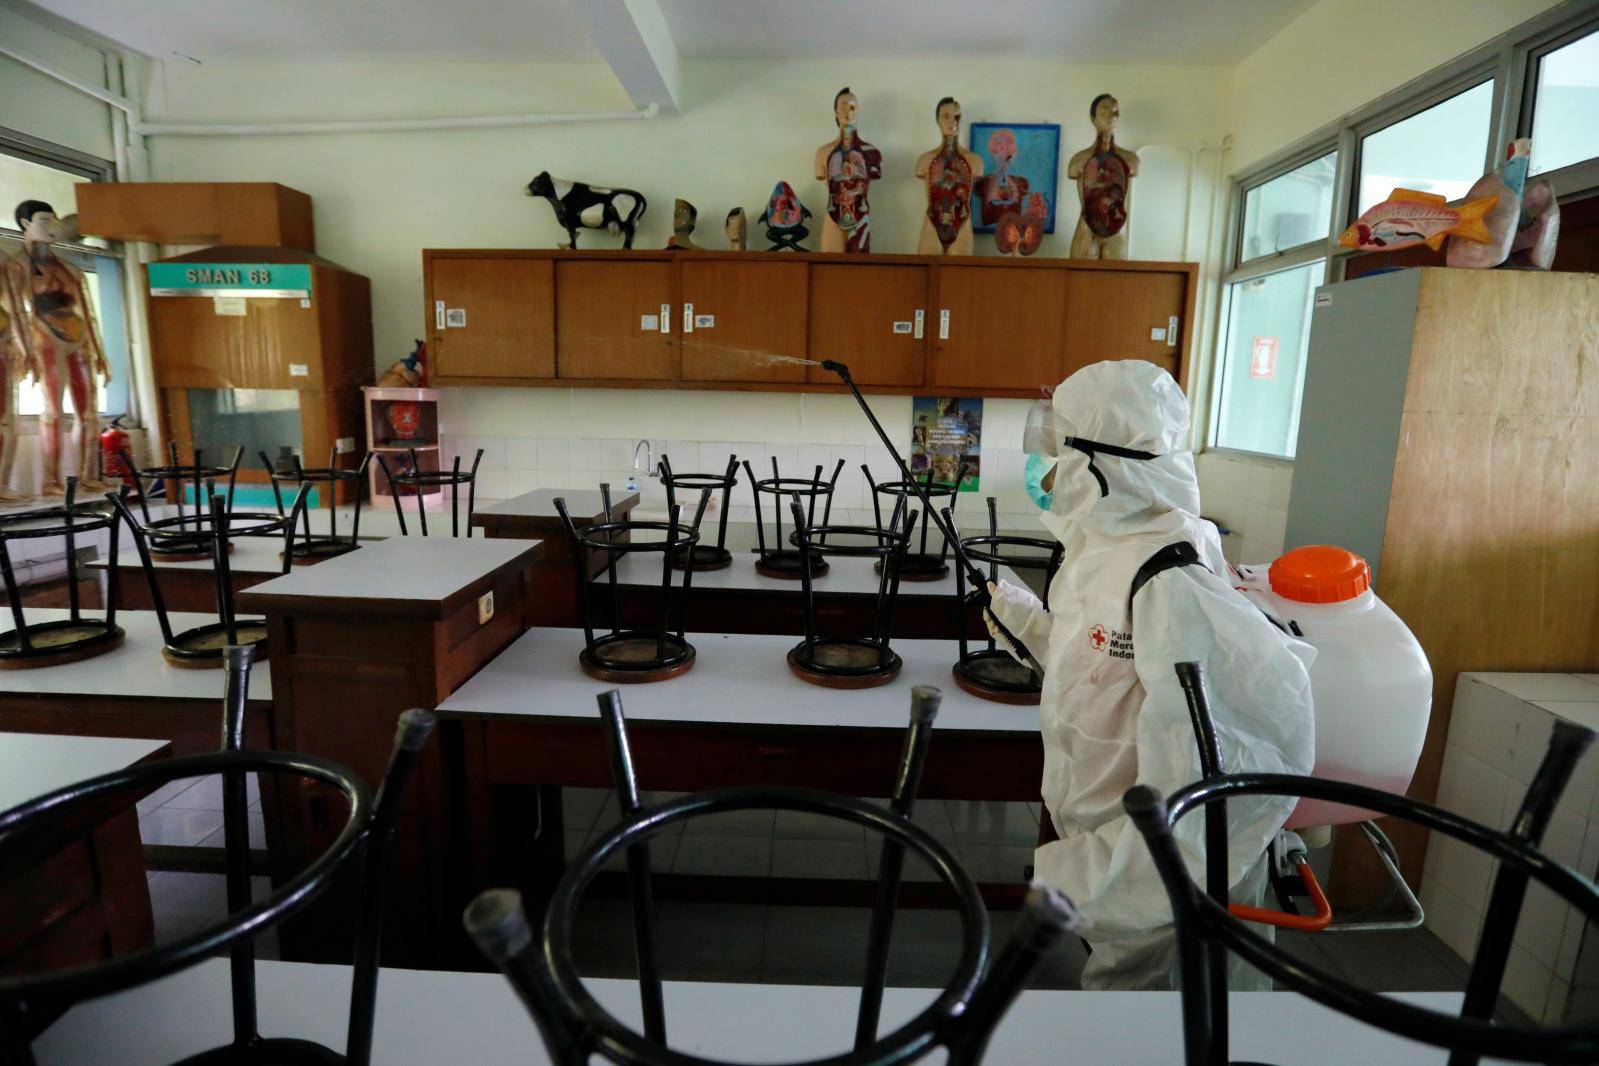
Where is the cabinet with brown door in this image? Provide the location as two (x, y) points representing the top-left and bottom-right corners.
(423, 250), (1196, 396)
(680, 259), (809, 384)
(807, 263), (929, 387)
(428, 254), (554, 381)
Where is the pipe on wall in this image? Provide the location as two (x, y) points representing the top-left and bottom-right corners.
(136, 102), (661, 137)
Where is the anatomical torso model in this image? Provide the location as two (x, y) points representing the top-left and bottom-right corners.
(0, 248), (34, 501)
(1067, 94), (1139, 260)
(814, 88), (883, 254)
(5, 201), (110, 494)
(915, 97), (983, 255)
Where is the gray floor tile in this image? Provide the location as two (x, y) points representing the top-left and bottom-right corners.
(657, 902), (766, 980)
(147, 872), (227, 943)
(945, 800), (1040, 846)
(680, 807), (775, 839)
(137, 778), (198, 814)
(571, 899), (641, 980)
(863, 797), (957, 843)
(865, 840), (946, 883)
(197, 812), (266, 851)
(162, 772), (262, 812)
(761, 906), (872, 985)
(775, 809), (867, 842)
(592, 833), (680, 874)
(672, 834), (773, 877)
(988, 909), (1086, 990)
(594, 792), (689, 835)
(771, 838), (868, 880)
(956, 843), (1034, 884)
(563, 787), (610, 830)
(878, 907), (968, 987)
(139, 807), (224, 847)
(1317, 929), (1462, 993)
(564, 829), (591, 862)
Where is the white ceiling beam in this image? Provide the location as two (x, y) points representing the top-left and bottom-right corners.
(570, 0), (681, 115)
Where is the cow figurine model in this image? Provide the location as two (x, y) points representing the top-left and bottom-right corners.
(524, 172), (647, 249)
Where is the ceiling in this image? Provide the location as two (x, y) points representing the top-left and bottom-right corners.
(18, 0), (1315, 65)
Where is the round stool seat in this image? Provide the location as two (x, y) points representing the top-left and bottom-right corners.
(788, 637), (902, 689)
(952, 650), (1040, 705)
(672, 543), (733, 572)
(163, 620), (270, 668)
(0, 620), (124, 668)
(876, 553), (949, 581)
(755, 549), (829, 579)
(580, 631), (696, 683)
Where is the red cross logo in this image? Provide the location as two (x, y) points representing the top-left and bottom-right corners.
(1089, 625), (1109, 652)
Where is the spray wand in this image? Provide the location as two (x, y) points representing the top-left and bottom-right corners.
(821, 359), (1044, 679)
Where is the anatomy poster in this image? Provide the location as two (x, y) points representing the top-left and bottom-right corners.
(909, 397), (982, 491)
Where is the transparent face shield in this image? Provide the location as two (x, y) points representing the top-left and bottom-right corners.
(1022, 398), (1060, 456)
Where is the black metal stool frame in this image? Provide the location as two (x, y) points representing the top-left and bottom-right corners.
(746, 457), (845, 578)
(556, 494), (702, 683)
(260, 448), (374, 559)
(1126, 663), (1599, 1066)
(0, 476), (124, 666)
(786, 495), (917, 687)
(107, 490), (308, 666)
(942, 501), (1060, 704)
(865, 463), (968, 581)
(375, 447), (482, 538)
(464, 686), (1081, 1066)
(120, 444), (244, 559)
(656, 453), (738, 572)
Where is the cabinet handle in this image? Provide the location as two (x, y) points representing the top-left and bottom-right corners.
(914, 309), (925, 340)
(939, 308), (950, 341)
(434, 300), (446, 330)
(1168, 315), (1180, 348)
(683, 302), (694, 334)
(660, 303), (671, 334)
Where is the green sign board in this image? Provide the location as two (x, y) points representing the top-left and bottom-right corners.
(148, 262), (312, 298)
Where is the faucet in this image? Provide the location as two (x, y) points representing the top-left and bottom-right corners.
(632, 439), (655, 477)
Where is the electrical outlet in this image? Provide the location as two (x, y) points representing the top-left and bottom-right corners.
(477, 590), (494, 626)
(336, 436), (356, 453)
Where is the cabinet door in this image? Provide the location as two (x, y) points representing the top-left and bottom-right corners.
(679, 260), (808, 383)
(430, 257), (554, 380)
(1062, 271), (1187, 379)
(929, 266), (1066, 390)
(555, 261), (677, 380)
(807, 264), (929, 387)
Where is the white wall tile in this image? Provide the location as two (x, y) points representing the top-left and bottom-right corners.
(1502, 943), (1555, 1021)
(502, 468), (539, 496)
(471, 468), (507, 499)
(1421, 873), (1483, 963)
(698, 442), (743, 474)
(503, 438), (538, 470)
(1545, 976), (1571, 1024)
(767, 442), (799, 475)
(538, 437), (571, 469)
(1435, 744), (1510, 838)
(1508, 701), (1557, 787)
(536, 466), (569, 490)
(1450, 677), (1522, 775)
(1558, 906), (1588, 979)
(1427, 831), (1495, 915)
(1474, 673), (1599, 702)
(568, 438), (604, 468)
(1519, 883), (1577, 972)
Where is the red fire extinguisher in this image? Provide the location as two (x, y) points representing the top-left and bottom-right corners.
(100, 415), (134, 488)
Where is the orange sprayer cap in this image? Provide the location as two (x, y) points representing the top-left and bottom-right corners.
(1269, 545), (1371, 604)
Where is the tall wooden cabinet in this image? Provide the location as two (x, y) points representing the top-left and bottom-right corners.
(423, 249), (1196, 396)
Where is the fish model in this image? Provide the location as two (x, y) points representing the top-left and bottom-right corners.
(1338, 188), (1498, 252)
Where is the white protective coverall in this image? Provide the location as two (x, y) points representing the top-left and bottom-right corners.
(989, 360), (1316, 990)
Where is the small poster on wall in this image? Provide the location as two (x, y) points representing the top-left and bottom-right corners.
(1250, 336), (1278, 379)
(910, 397), (983, 491)
(969, 122), (1061, 235)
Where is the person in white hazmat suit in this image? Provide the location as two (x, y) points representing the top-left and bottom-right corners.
(986, 359), (1316, 991)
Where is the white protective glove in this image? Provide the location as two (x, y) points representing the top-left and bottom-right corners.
(985, 579), (1052, 669)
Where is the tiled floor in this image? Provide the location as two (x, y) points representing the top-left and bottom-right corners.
(143, 783), (1533, 1022)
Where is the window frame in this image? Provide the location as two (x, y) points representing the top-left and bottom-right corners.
(1204, 0), (1599, 459)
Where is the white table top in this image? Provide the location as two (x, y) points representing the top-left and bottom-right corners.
(0, 609), (271, 701)
(35, 958), (1498, 1065)
(607, 550), (1019, 599)
(0, 732), (168, 811)
(474, 487), (640, 522)
(237, 536), (542, 609)
(438, 628), (1036, 733)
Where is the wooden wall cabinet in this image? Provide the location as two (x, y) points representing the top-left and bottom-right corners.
(424, 250), (1196, 396)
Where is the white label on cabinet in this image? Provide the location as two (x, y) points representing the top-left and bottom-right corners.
(445, 308), (467, 328)
(435, 300), (446, 329)
(1149, 327), (1166, 341)
(914, 309), (925, 339)
(299, 298), (311, 309)
(289, 363), (309, 377)
(694, 314), (715, 329)
(892, 321), (913, 334)
(336, 436), (355, 453)
(477, 590), (494, 626)
(1167, 315), (1180, 347)
(213, 296), (246, 316)
(1315, 292), (1333, 309)
(660, 303), (671, 333)
(683, 303), (695, 333)
(939, 309), (950, 340)
(640, 314), (659, 331)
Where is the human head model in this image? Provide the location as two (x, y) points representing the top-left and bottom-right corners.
(725, 207), (746, 240)
(673, 199), (697, 231)
(935, 97), (960, 140)
(834, 87), (857, 132)
(14, 200), (59, 243)
(1089, 94), (1119, 138)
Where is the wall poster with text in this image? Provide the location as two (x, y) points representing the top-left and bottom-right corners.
(910, 396), (982, 491)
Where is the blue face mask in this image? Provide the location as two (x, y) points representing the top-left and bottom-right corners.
(1024, 453), (1055, 511)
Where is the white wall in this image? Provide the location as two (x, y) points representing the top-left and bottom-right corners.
(0, 5), (116, 161)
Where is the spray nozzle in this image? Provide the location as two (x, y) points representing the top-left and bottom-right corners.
(821, 359), (851, 380)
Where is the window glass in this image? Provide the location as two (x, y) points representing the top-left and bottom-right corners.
(0, 152), (107, 248)
(1357, 81), (1494, 215)
(1212, 260), (1324, 458)
(1530, 28), (1599, 176)
(1240, 152), (1337, 261)
(187, 389), (303, 465)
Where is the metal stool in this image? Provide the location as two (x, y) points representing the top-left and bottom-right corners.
(864, 463), (967, 581)
(944, 498), (1061, 704)
(786, 495), (915, 689)
(657, 453), (738, 572)
(0, 645), (436, 1066)
(259, 448), (374, 559)
(745, 457), (844, 579)
(557, 491), (701, 684)
(1126, 661), (1599, 1066)
(463, 685), (1081, 1066)
(0, 477), (123, 668)
(119, 444), (243, 560)
(375, 447), (482, 537)
(108, 491), (306, 667)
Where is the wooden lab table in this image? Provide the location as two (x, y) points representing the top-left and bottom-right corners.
(0, 609), (273, 756)
(436, 627), (1042, 909)
(599, 550), (1019, 640)
(35, 958), (1493, 1065)
(89, 535), (353, 614)
(472, 487), (640, 627)
(0, 733), (169, 976)
(235, 536), (544, 965)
